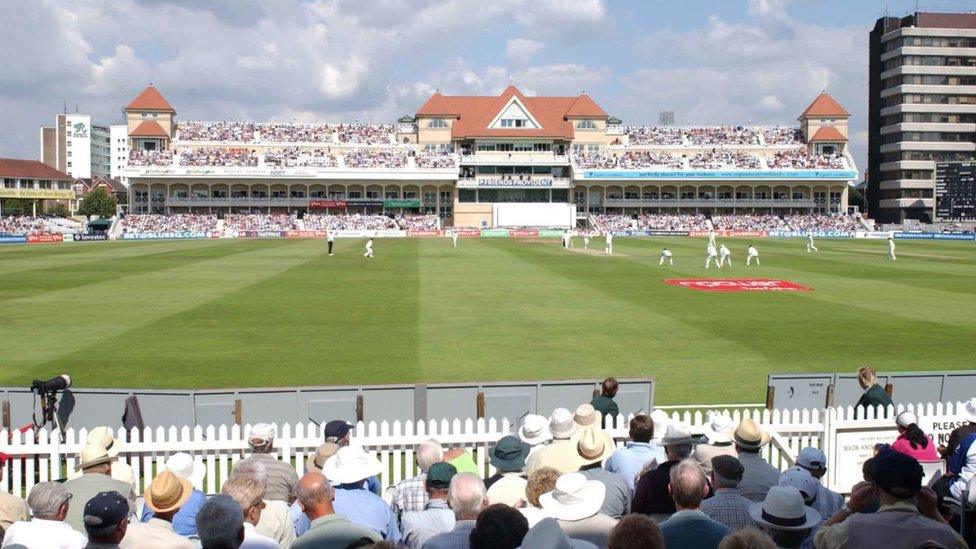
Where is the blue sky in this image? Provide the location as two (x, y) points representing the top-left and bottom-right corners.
(0, 0), (952, 173)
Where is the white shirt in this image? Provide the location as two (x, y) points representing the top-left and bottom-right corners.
(808, 235), (814, 242)
(366, 240), (373, 249)
(719, 246), (730, 256)
(661, 250), (672, 257)
(748, 246), (758, 256)
(889, 240), (896, 249)
(605, 233), (612, 243)
(707, 245), (717, 256)
(328, 234), (334, 242)
(2, 518), (87, 549)
(242, 522), (280, 548)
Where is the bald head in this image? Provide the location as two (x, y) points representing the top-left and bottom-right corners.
(669, 459), (708, 510)
(297, 472), (335, 520)
(448, 472), (487, 520)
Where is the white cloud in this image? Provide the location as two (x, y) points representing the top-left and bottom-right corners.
(506, 38), (545, 65)
(319, 57), (370, 99)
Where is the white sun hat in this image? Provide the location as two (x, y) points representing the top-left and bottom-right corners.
(703, 412), (734, 444)
(538, 472), (606, 522)
(520, 414), (554, 446)
(323, 445), (383, 485)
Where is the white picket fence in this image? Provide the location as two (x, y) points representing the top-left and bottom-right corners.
(0, 400), (967, 499)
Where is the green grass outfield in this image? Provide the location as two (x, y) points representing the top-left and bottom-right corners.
(1, 236), (974, 404)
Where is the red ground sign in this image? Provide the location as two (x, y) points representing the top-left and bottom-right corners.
(664, 278), (812, 292)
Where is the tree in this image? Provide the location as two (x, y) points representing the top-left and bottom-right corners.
(47, 203), (70, 218)
(77, 187), (116, 219)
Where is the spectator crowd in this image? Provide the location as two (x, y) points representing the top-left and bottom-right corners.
(592, 213), (863, 234)
(0, 216), (82, 235)
(180, 148), (259, 168)
(396, 214), (439, 231)
(128, 149), (174, 167)
(117, 213), (218, 234)
(3, 374), (970, 549)
(225, 214), (299, 232)
(305, 214), (399, 231)
(264, 148), (338, 168)
(767, 149), (847, 170)
(175, 122), (396, 145)
(344, 150), (408, 169)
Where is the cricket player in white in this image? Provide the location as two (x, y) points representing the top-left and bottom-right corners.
(605, 232), (613, 255)
(719, 244), (732, 267)
(887, 236), (897, 260)
(583, 232), (590, 250)
(452, 231), (458, 248)
(659, 248), (673, 266)
(708, 230), (717, 247)
(364, 238), (374, 258)
(746, 244), (760, 266)
(327, 231), (335, 256)
(705, 243), (720, 269)
(806, 233), (818, 253)
(562, 230), (571, 249)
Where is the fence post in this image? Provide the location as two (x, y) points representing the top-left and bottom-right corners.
(476, 392), (485, 420)
(1, 401), (9, 432)
(765, 386), (775, 410)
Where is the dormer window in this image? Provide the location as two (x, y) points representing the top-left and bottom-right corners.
(500, 119), (528, 128)
(576, 120), (597, 130)
(427, 119), (449, 129)
(489, 98), (540, 130)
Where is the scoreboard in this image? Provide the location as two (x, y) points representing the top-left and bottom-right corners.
(936, 161), (976, 220)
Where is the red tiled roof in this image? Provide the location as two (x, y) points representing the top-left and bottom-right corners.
(125, 85), (175, 112)
(799, 92), (850, 118)
(0, 158), (73, 180)
(809, 125), (848, 142)
(129, 120), (170, 138)
(416, 85), (606, 139)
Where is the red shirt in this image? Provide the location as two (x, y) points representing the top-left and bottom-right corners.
(891, 433), (939, 461)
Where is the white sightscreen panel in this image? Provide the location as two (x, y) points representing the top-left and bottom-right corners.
(493, 203), (575, 228)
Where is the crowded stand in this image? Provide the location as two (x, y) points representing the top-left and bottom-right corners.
(415, 150), (458, 169)
(127, 149), (174, 167)
(763, 126), (805, 145)
(593, 213), (863, 234)
(685, 125), (761, 146)
(618, 150), (684, 170)
(767, 148), (847, 169)
(305, 213), (398, 231)
(783, 213), (862, 232)
(9, 371), (967, 549)
(176, 121), (256, 142)
(0, 216), (82, 235)
(263, 147), (338, 168)
(635, 213), (710, 231)
(344, 149), (408, 169)
(572, 150), (617, 169)
(593, 214), (635, 232)
(335, 123), (395, 145)
(224, 213), (298, 232)
(688, 150), (763, 170)
(179, 147), (259, 167)
(709, 213), (790, 231)
(256, 122), (335, 143)
(396, 213), (439, 231)
(117, 213), (217, 234)
(627, 126), (684, 145)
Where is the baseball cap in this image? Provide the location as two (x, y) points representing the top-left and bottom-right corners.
(425, 462), (457, 490)
(778, 466), (818, 504)
(868, 448), (923, 496)
(83, 491), (129, 531)
(324, 420), (352, 440)
(797, 447), (827, 470)
(248, 423), (276, 445)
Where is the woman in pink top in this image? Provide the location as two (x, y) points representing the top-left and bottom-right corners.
(891, 411), (938, 461)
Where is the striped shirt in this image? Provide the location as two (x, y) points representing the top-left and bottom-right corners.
(699, 488), (756, 531)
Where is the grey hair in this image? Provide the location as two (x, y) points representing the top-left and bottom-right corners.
(712, 469), (740, 490)
(221, 474), (266, 510)
(196, 495), (244, 549)
(297, 472), (334, 507)
(27, 482), (71, 519)
(448, 472), (486, 520)
(231, 459), (268, 488)
(667, 444), (693, 460)
(416, 439), (444, 473)
(669, 459), (707, 508)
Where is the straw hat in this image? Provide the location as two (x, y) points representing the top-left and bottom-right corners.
(145, 470), (193, 514)
(733, 418), (770, 450)
(576, 427), (614, 466)
(305, 442), (340, 474)
(77, 443), (115, 471)
(323, 445), (383, 485)
(519, 414), (553, 446)
(749, 486), (821, 531)
(86, 427), (120, 458)
(573, 404), (601, 429)
(703, 413), (734, 444)
(538, 473), (606, 522)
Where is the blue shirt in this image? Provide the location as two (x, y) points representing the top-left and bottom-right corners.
(605, 442), (666, 490)
(291, 484), (400, 542)
(140, 488), (207, 536)
(660, 510), (731, 549)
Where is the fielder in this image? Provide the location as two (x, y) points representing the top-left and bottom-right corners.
(583, 232), (590, 250)
(364, 238), (374, 258)
(719, 244), (732, 267)
(327, 231), (335, 256)
(452, 230), (458, 248)
(887, 236), (897, 260)
(705, 243), (720, 269)
(605, 232), (613, 255)
(806, 233), (818, 253)
(659, 248), (673, 266)
(708, 230), (717, 247)
(746, 244), (760, 266)
(562, 230), (571, 249)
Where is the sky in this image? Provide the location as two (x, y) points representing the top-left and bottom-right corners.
(0, 0), (960, 173)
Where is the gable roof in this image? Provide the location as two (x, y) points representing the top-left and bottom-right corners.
(809, 125), (848, 142)
(0, 158), (73, 181)
(129, 120), (170, 138)
(799, 92), (850, 119)
(125, 85), (175, 112)
(416, 85), (607, 139)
